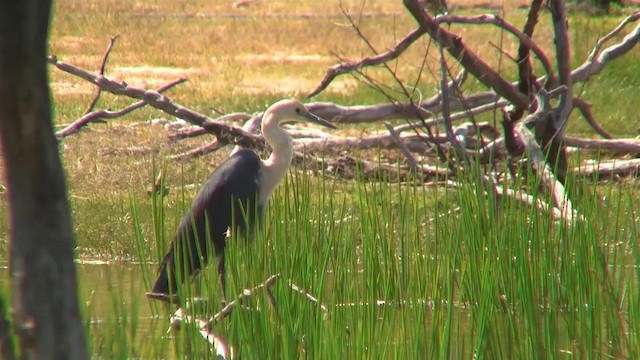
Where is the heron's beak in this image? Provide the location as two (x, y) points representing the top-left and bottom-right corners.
(302, 111), (337, 129)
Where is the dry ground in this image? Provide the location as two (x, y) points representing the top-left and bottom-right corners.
(3, 0), (640, 200)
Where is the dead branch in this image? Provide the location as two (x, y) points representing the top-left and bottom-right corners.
(170, 308), (233, 359)
(168, 113), (252, 141)
(516, 94), (577, 222)
(307, 9), (639, 132)
(587, 12), (640, 63)
(307, 26), (426, 97)
(517, 123), (574, 216)
(575, 159), (640, 180)
(310, 9), (552, 99)
(47, 55), (266, 149)
(563, 136), (640, 155)
(207, 274), (279, 326)
(384, 121), (419, 170)
(550, 0), (573, 131)
(443, 180), (567, 220)
(85, 34), (120, 114)
(288, 281), (329, 315)
(436, 13), (554, 85)
(572, 12), (640, 83)
(410, 1), (532, 108)
(56, 77), (186, 139)
(572, 98), (612, 139)
(513, 0), (544, 120)
(437, 41), (466, 163)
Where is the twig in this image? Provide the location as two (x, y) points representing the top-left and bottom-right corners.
(436, 13), (554, 85)
(288, 281), (329, 316)
(207, 274), (279, 326)
(56, 77), (186, 139)
(587, 12), (640, 62)
(47, 55), (266, 149)
(170, 308), (233, 359)
(307, 27), (426, 97)
(146, 292), (180, 304)
(327, 8), (449, 165)
(403, 0), (529, 109)
(514, 0), (544, 119)
(572, 13), (640, 83)
(571, 98), (611, 139)
(384, 121), (419, 170)
(437, 36), (466, 163)
(85, 34), (120, 114)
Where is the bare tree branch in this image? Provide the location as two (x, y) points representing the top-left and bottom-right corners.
(307, 27), (426, 98)
(47, 55), (266, 149)
(311, 10), (553, 100)
(572, 13), (640, 83)
(587, 12), (640, 63)
(384, 121), (419, 170)
(85, 34), (120, 114)
(402, 1), (533, 109)
(287, 281), (329, 316)
(550, 0), (573, 131)
(513, 0), (544, 120)
(575, 159), (640, 179)
(572, 98), (611, 139)
(56, 77), (186, 139)
(168, 113), (252, 141)
(206, 274), (279, 326)
(437, 13), (554, 84)
(170, 308), (233, 359)
(564, 136), (640, 154)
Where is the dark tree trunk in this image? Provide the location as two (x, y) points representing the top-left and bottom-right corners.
(0, 1), (89, 359)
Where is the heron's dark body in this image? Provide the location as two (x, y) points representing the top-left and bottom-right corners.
(151, 149), (263, 295)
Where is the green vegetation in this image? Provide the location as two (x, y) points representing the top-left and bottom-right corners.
(83, 167), (639, 358)
(1, 0), (639, 358)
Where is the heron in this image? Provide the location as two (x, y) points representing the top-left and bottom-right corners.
(148, 99), (336, 302)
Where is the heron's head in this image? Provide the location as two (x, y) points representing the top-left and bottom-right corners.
(266, 99), (337, 129)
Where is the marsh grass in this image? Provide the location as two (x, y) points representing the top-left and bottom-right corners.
(94, 157), (637, 358)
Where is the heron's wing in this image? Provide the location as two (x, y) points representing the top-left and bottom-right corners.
(184, 148), (261, 239)
(151, 149), (261, 295)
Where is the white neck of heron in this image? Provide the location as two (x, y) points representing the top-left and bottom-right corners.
(259, 112), (294, 203)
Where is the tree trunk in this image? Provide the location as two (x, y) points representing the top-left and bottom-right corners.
(0, 1), (89, 359)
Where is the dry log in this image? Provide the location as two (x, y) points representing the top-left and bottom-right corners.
(564, 137), (640, 155)
(574, 159), (640, 179)
(516, 122), (576, 221)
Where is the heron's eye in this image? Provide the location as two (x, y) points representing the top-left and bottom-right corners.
(295, 107), (301, 114)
